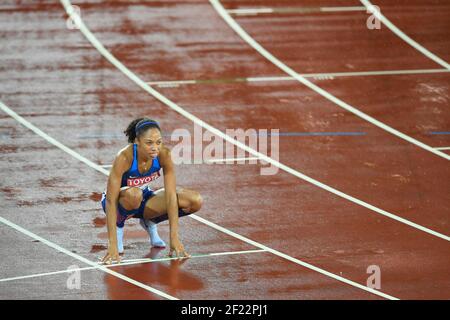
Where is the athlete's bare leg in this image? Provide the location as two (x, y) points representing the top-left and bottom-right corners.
(143, 187), (203, 220)
(114, 187), (145, 253)
(118, 187), (143, 210)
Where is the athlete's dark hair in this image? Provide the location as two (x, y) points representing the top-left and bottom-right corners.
(124, 118), (161, 143)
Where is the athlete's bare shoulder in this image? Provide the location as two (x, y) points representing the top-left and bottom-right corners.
(158, 145), (172, 166)
(113, 144), (133, 172)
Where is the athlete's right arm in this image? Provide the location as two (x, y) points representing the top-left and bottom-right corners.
(101, 151), (129, 264)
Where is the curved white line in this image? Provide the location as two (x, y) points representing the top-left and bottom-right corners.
(57, 2), (449, 241)
(209, 0), (450, 161)
(360, 0), (450, 70)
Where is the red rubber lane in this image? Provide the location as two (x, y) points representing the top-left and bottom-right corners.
(224, 1), (443, 73)
(371, 0), (450, 62)
(222, 0), (450, 64)
(0, 0), (448, 300)
(311, 73), (450, 148)
(0, 225), (83, 280)
(70, 0), (282, 81)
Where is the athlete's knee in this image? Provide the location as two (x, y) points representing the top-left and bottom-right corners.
(121, 187), (143, 209)
(190, 191), (203, 212)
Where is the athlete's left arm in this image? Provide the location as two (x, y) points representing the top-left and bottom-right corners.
(160, 146), (188, 257)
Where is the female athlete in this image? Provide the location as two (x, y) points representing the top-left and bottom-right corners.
(100, 118), (203, 264)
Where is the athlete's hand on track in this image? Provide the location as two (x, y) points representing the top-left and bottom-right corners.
(101, 246), (121, 265)
(169, 238), (190, 259)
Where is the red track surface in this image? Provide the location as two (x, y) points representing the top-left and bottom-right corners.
(0, 0), (449, 300)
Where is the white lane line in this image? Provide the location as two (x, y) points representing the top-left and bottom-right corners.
(360, 0), (450, 70)
(227, 8), (274, 15)
(1, 100), (400, 301)
(435, 147), (450, 151)
(0, 216), (177, 300)
(204, 157), (261, 163)
(146, 69), (450, 87)
(227, 6), (367, 15)
(155, 80), (196, 87)
(59, 3), (450, 242)
(0, 249), (266, 283)
(100, 158), (261, 167)
(320, 7), (367, 12)
(289, 68), (450, 78)
(209, 0), (450, 161)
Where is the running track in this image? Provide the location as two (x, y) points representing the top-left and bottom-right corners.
(0, 0), (449, 299)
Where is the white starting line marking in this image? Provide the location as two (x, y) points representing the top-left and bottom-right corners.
(435, 147), (450, 151)
(360, 0), (450, 70)
(0, 249), (266, 283)
(209, 0), (450, 161)
(0, 216), (178, 300)
(227, 6), (367, 16)
(146, 69), (450, 87)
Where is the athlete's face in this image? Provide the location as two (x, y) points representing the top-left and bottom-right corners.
(137, 128), (162, 159)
